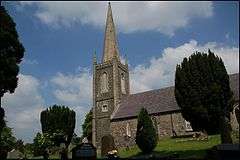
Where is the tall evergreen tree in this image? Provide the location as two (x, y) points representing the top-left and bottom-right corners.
(40, 105), (76, 147)
(175, 49), (234, 143)
(136, 108), (157, 153)
(81, 109), (92, 141)
(0, 3), (25, 133)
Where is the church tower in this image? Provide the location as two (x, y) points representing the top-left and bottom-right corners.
(92, 3), (130, 151)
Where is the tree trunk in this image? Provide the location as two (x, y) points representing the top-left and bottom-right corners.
(220, 115), (232, 144)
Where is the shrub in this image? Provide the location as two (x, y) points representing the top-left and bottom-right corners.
(135, 108), (157, 153)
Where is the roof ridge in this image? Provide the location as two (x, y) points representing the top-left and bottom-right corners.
(129, 86), (174, 96)
(128, 73), (238, 97)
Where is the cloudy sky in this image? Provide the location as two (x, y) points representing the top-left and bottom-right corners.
(2, 1), (239, 143)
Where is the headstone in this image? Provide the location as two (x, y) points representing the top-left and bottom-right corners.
(7, 149), (23, 159)
(101, 134), (116, 157)
(71, 143), (96, 160)
(82, 137), (88, 143)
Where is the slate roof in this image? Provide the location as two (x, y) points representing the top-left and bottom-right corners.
(111, 73), (239, 121)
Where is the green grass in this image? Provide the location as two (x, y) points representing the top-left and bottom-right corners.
(17, 132), (239, 159)
(118, 135), (221, 159)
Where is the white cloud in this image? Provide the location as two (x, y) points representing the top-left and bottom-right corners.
(130, 40), (239, 93)
(19, 1), (213, 36)
(2, 74), (44, 142)
(50, 68), (93, 135)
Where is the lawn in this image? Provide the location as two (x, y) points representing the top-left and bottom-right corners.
(118, 135), (221, 159)
(13, 133), (239, 159)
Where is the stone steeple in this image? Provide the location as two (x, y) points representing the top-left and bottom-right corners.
(102, 2), (120, 62)
(92, 3), (130, 154)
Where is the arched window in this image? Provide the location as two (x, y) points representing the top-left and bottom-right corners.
(100, 72), (108, 93)
(151, 117), (158, 135)
(121, 73), (126, 94)
(126, 122), (131, 137)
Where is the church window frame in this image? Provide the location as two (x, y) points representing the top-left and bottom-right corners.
(121, 73), (126, 94)
(126, 122), (131, 137)
(102, 104), (108, 112)
(100, 72), (109, 93)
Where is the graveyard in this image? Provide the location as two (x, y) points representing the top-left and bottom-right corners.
(5, 132), (239, 159)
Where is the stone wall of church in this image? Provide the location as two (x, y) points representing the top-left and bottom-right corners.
(110, 112), (188, 148)
(110, 118), (137, 148)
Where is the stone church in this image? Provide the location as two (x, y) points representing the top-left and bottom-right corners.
(92, 3), (239, 151)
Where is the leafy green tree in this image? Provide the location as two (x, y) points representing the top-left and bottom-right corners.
(136, 108), (157, 153)
(0, 126), (17, 158)
(0, 3), (24, 142)
(0, 107), (5, 134)
(81, 109), (92, 141)
(24, 143), (34, 158)
(33, 132), (54, 159)
(40, 105), (76, 147)
(175, 49), (234, 143)
(0, 3), (25, 134)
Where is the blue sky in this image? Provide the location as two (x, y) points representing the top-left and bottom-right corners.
(2, 1), (239, 143)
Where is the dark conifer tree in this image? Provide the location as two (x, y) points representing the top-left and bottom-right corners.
(82, 109), (92, 141)
(175, 49), (233, 143)
(0, 2), (24, 137)
(136, 108), (157, 153)
(40, 105), (76, 147)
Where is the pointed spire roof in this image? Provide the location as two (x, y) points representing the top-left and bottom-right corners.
(93, 51), (97, 64)
(102, 2), (120, 63)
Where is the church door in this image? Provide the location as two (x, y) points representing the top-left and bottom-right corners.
(101, 134), (116, 157)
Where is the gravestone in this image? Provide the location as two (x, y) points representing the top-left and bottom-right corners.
(101, 134), (116, 157)
(71, 143), (96, 160)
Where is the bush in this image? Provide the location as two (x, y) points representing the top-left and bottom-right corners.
(135, 108), (157, 153)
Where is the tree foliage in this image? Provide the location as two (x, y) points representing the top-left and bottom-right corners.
(175, 50), (234, 142)
(81, 109), (92, 141)
(0, 3), (25, 136)
(136, 108), (157, 153)
(0, 126), (17, 152)
(40, 105), (76, 147)
(32, 132), (54, 158)
(0, 107), (5, 133)
(0, 4), (24, 97)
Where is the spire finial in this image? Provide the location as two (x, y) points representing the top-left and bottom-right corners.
(125, 54), (128, 65)
(102, 2), (120, 63)
(93, 51), (97, 64)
